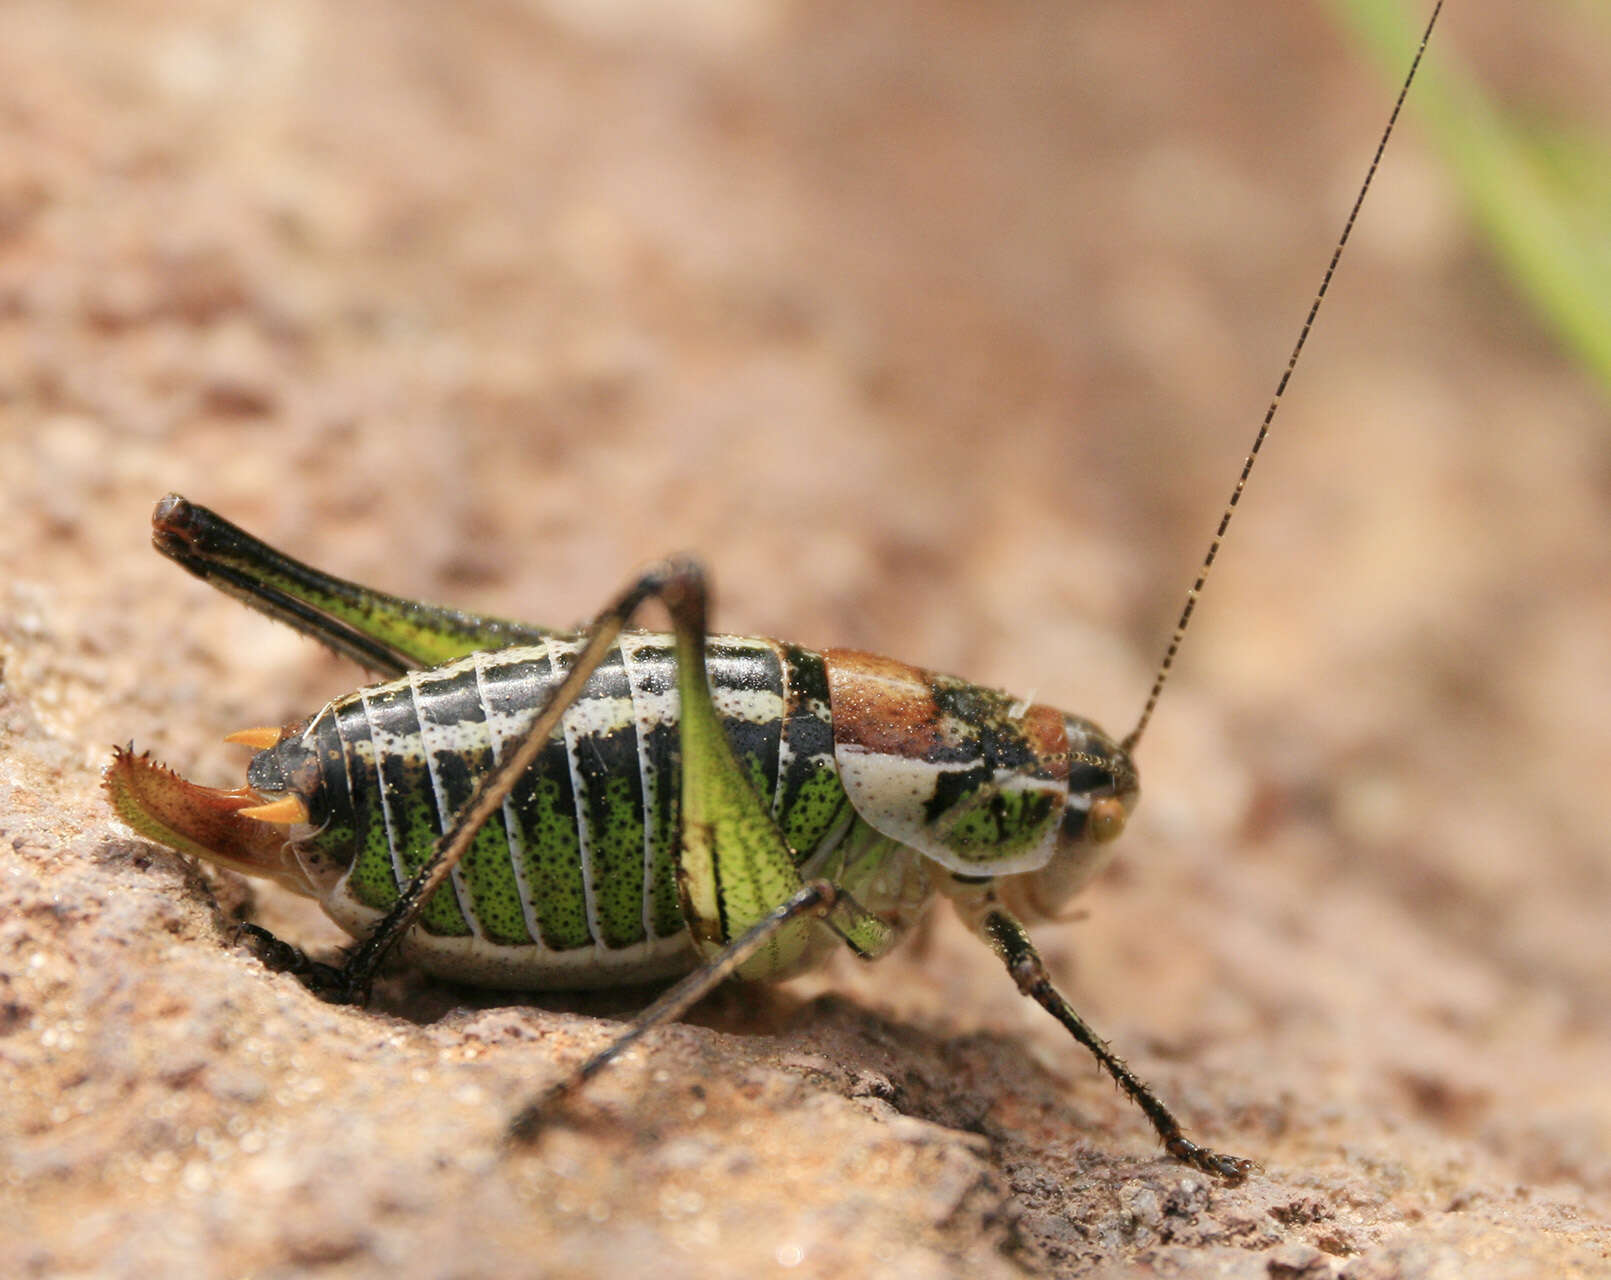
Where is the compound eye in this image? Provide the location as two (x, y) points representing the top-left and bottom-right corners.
(1088, 795), (1127, 844)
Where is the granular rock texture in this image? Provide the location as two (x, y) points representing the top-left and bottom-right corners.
(2, 2), (1609, 1277)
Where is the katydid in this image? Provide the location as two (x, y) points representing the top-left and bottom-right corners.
(106, 2), (1443, 1180)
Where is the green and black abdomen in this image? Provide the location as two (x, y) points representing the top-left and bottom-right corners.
(254, 633), (853, 970)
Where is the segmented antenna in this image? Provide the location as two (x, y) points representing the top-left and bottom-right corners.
(1123, 0), (1444, 754)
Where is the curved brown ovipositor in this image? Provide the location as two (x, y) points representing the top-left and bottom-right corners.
(104, 746), (317, 896)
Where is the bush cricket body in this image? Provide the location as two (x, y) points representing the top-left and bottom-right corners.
(104, 3), (1445, 1180)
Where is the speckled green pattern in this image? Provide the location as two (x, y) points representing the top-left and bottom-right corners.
(409, 667), (533, 947)
(472, 652), (593, 951)
(777, 645), (851, 856)
(923, 674), (1064, 865)
(362, 682), (473, 936)
(319, 684), (476, 933)
(290, 632), (855, 954)
(509, 772), (591, 950)
(303, 716), (358, 883)
(938, 785), (1059, 860)
(561, 646), (649, 948)
(326, 701), (415, 914)
(623, 638), (684, 940)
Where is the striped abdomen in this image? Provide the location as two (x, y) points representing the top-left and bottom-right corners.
(259, 634), (853, 985)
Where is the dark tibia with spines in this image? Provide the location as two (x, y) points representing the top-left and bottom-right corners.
(982, 909), (1255, 1181)
(505, 879), (848, 1145)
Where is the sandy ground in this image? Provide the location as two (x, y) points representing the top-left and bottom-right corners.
(2, 1), (1609, 1276)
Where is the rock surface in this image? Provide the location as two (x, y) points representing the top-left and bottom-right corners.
(2, 2), (1609, 1277)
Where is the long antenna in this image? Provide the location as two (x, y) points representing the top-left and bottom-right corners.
(1123, 0), (1444, 754)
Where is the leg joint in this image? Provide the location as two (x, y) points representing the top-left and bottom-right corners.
(1007, 951), (1044, 996)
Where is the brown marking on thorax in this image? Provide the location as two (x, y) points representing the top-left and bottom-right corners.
(1015, 704), (1072, 781)
(824, 650), (945, 758)
(825, 649), (1070, 772)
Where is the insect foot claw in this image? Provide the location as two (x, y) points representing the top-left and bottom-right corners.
(303, 967), (371, 1006)
(1166, 1135), (1258, 1183)
(232, 923), (370, 1005)
(232, 921), (308, 973)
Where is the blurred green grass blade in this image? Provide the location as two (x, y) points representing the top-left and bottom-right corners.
(1329, 0), (1611, 397)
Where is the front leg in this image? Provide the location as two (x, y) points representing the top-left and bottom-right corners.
(967, 896), (1255, 1181)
